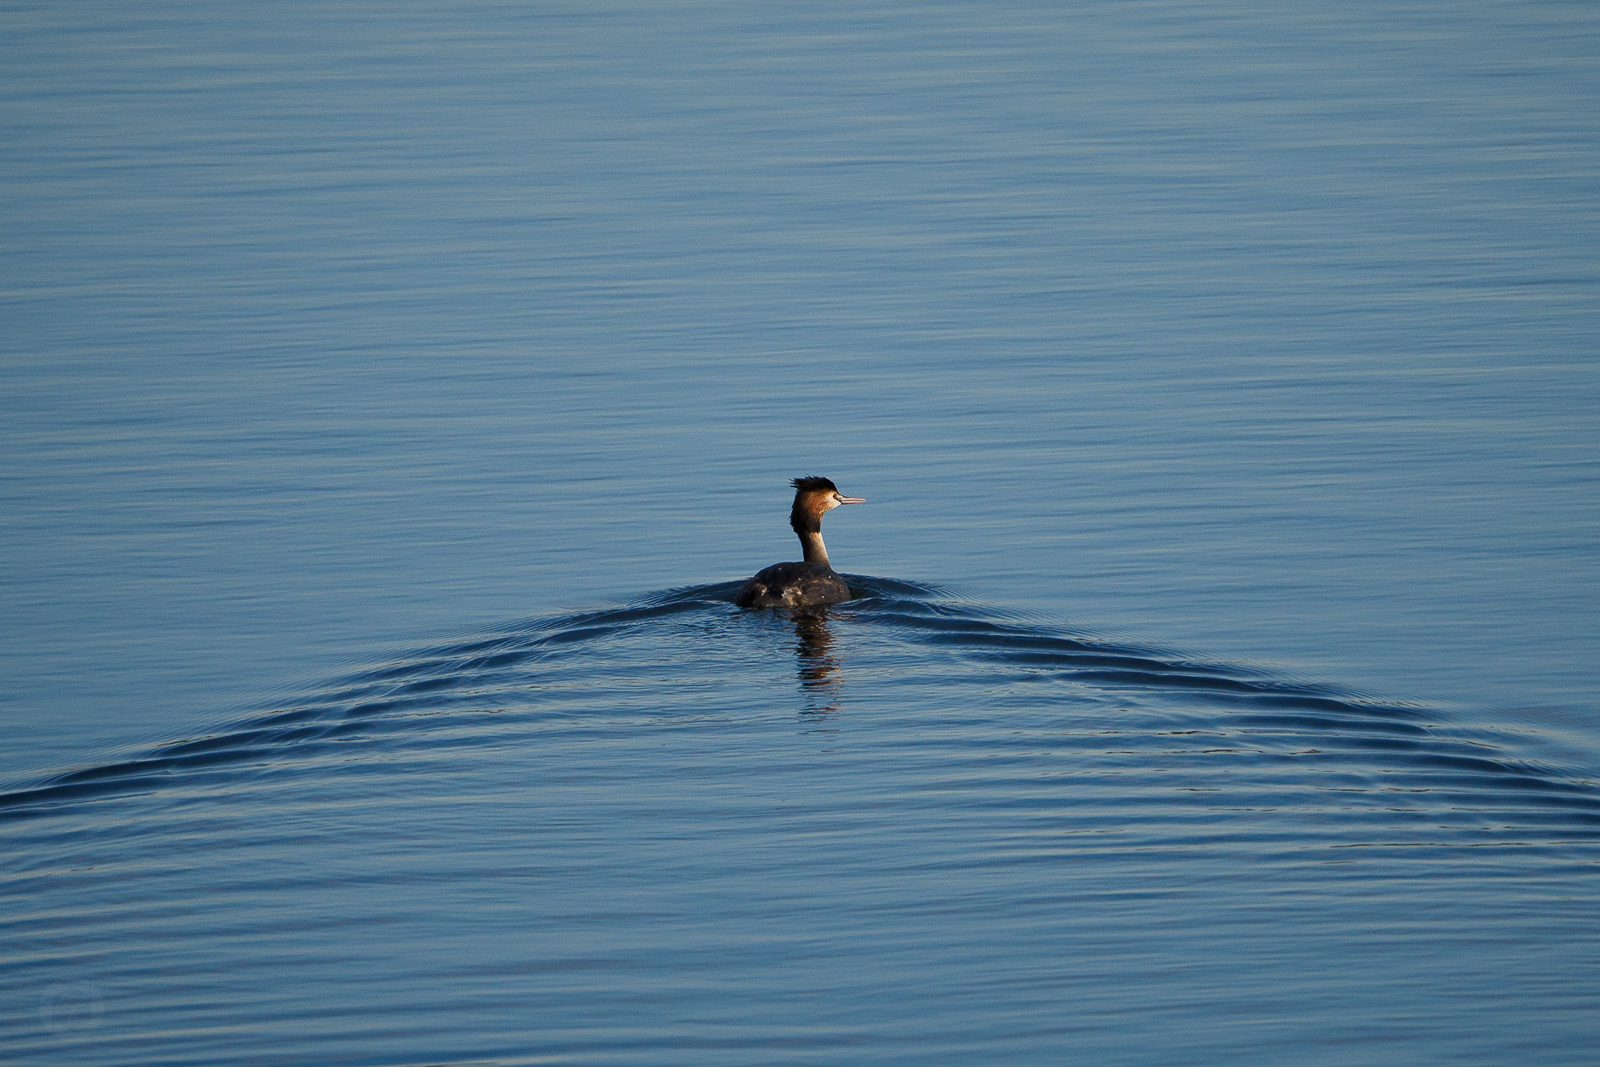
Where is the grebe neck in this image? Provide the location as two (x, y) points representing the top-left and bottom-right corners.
(798, 529), (830, 567)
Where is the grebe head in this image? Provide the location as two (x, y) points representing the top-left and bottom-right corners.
(789, 476), (866, 534)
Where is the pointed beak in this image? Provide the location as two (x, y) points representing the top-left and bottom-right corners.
(837, 496), (866, 505)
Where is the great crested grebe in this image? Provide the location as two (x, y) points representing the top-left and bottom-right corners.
(736, 476), (866, 609)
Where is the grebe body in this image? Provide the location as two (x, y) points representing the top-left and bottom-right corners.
(737, 477), (865, 610)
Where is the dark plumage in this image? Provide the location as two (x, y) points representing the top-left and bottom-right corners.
(738, 561), (851, 610)
(736, 477), (866, 610)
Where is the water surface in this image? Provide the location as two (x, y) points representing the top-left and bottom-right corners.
(5, 583), (1598, 1064)
(2, 0), (1598, 1062)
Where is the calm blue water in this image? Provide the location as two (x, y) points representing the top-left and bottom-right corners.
(3, 1), (1598, 1063)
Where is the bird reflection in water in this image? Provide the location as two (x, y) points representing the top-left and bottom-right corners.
(791, 609), (845, 715)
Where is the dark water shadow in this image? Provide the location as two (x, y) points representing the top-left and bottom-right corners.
(792, 610), (844, 715)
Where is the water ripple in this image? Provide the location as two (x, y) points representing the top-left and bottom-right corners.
(3, 584), (1597, 1065)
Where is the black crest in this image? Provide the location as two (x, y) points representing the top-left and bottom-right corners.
(790, 476), (838, 493)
